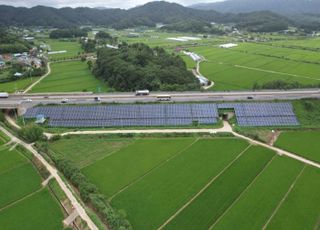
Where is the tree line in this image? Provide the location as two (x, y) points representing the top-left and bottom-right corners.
(0, 28), (32, 54)
(49, 28), (89, 39)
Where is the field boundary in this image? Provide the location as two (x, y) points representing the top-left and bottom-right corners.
(80, 140), (137, 169)
(208, 154), (277, 229)
(262, 164), (307, 229)
(157, 144), (253, 229)
(109, 138), (200, 201)
(0, 161), (28, 177)
(0, 187), (44, 213)
(234, 64), (320, 82)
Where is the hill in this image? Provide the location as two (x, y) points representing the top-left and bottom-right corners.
(0, 1), (290, 32)
(191, 0), (320, 15)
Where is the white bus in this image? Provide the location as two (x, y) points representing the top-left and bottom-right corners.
(135, 90), (150, 96)
(157, 95), (171, 101)
(0, 92), (9, 98)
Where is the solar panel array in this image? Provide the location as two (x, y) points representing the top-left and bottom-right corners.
(24, 102), (299, 128)
(218, 103), (299, 127)
(24, 104), (218, 128)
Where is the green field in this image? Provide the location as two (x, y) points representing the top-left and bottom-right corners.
(109, 31), (320, 91)
(266, 166), (320, 230)
(275, 131), (320, 162)
(49, 135), (133, 168)
(0, 188), (64, 230)
(31, 61), (108, 93)
(0, 164), (41, 209)
(45, 39), (83, 60)
(48, 134), (320, 230)
(186, 42), (320, 91)
(0, 134), (64, 229)
(293, 99), (320, 128)
(82, 138), (196, 196)
(212, 156), (304, 229)
(165, 146), (275, 230)
(0, 77), (40, 93)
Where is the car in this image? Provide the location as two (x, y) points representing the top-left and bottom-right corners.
(61, 98), (69, 103)
(247, 96), (254, 100)
(94, 97), (101, 102)
(24, 98), (33, 102)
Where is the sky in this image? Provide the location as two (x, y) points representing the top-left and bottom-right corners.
(0, 0), (224, 9)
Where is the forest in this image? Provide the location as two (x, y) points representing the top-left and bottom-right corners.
(93, 43), (199, 92)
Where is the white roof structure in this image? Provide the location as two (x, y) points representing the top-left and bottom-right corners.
(167, 36), (202, 42)
(48, 50), (67, 55)
(219, 43), (238, 48)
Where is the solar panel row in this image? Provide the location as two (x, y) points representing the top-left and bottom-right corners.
(237, 116), (299, 127)
(24, 102), (299, 128)
(230, 103), (299, 127)
(48, 118), (218, 128)
(24, 104), (218, 127)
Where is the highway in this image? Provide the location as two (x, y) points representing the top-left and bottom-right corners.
(1, 89), (320, 108)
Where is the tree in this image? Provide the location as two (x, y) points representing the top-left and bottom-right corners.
(87, 60), (93, 70)
(95, 31), (112, 40)
(18, 124), (44, 143)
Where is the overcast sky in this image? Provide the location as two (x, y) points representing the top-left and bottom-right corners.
(0, 0), (223, 9)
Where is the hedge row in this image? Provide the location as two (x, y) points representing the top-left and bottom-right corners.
(41, 144), (132, 230)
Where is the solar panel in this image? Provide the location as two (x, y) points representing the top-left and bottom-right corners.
(24, 102), (298, 128)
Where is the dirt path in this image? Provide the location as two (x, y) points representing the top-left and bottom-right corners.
(23, 62), (51, 94)
(268, 131), (281, 146)
(60, 122), (232, 136)
(0, 126), (99, 230)
(231, 130), (320, 169)
(7, 113), (320, 169)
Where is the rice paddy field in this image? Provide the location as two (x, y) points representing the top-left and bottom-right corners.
(186, 43), (320, 91)
(114, 31), (320, 91)
(0, 131), (64, 229)
(275, 131), (320, 163)
(45, 39), (83, 60)
(270, 37), (320, 49)
(49, 135), (320, 230)
(31, 61), (108, 93)
(113, 30), (223, 48)
(0, 77), (40, 93)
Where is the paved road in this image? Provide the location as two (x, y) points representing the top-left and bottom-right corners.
(0, 127), (99, 230)
(1, 89), (320, 109)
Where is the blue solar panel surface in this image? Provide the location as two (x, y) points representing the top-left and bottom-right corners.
(24, 104), (219, 127)
(24, 102), (299, 128)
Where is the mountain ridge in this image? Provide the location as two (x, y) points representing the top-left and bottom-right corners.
(0, 1), (291, 32)
(190, 0), (320, 15)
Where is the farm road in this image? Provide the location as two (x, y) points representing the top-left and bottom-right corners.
(23, 62), (52, 93)
(0, 126), (99, 230)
